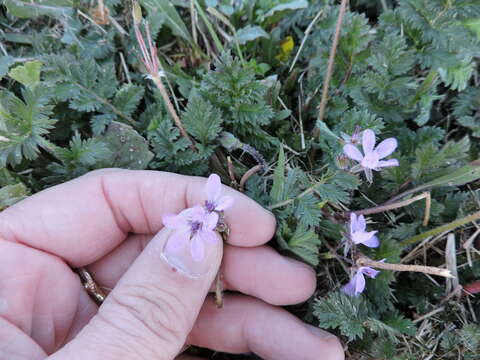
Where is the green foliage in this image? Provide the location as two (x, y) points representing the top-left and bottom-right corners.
(2, 0), (480, 358)
(0, 84), (56, 166)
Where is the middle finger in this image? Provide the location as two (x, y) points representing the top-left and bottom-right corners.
(88, 234), (316, 306)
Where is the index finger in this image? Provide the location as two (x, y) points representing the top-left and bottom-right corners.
(0, 169), (276, 266)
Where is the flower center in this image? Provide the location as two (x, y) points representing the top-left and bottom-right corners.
(205, 201), (216, 212)
(361, 151), (379, 169)
(190, 221), (202, 233)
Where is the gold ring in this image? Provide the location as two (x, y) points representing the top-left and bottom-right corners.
(77, 267), (106, 305)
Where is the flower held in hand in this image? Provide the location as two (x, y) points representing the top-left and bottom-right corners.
(163, 206), (218, 262)
(205, 174), (234, 212)
(162, 174), (233, 262)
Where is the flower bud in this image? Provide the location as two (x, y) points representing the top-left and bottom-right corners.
(132, 1), (142, 25)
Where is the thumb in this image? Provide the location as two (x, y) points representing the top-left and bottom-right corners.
(50, 227), (223, 360)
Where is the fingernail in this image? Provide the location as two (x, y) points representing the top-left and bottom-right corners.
(305, 324), (336, 340)
(159, 228), (222, 279)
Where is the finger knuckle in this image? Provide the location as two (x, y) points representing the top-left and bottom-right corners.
(108, 283), (189, 346)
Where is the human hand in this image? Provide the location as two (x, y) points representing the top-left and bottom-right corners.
(0, 169), (344, 360)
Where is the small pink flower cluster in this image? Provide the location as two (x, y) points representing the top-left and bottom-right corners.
(341, 129), (399, 296)
(162, 174), (233, 262)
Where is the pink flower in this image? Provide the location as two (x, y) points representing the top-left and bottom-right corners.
(204, 174), (233, 213)
(162, 206), (219, 262)
(341, 126), (362, 146)
(349, 213), (379, 248)
(161, 173), (233, 262)
(341, 266), (380, 296)
(343, 129), (399, 183)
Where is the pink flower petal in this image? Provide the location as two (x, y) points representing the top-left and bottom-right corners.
(362, 129), (376, 154)
(165, 229), (190, 253)
(343, 144), (363, 162)
(357, 215), (366, 231)
(162, 213), (188, 229)
(188, 205), (207, 221)
(359, 266), (380, 278)
(361, 235), (380, 248)
(341, 278), (357, 296)
(200, 229), (219, 244)
(190, 234), (205, 262)
(375, 138), (397, 159)
(361, 151), (380, 169)
(352, 230), (377, 245)
(216, 195), (234, 211)
(377, 159), (399, 168)
(206, 174), (222, 203)
(203, 211), (219, 231)
(354, 272), (366, 295)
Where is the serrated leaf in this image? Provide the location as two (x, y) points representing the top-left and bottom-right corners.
(236, 25), (269, 44)
(313, 292), (370, 341)
(182, 94), (223, 144)
(270, 147), (285, 203)
(8, 60), (42, 89)
(286, 224), (322, 266)
(112, 84), (145, 117)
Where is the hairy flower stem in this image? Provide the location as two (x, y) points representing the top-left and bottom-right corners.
(352, 192), (431, 226)
(151, 75), (196, 151)
(357, 256), (453, 278)
(132, 2), (196, 151)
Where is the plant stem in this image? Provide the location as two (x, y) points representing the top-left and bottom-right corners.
(400, 211), (480, 247)
(151, 75), (197, 151)
(357, 257), (453, 278)
(312, 0), (348, 139)
(353, 192), (431, 226)
(239, 164), (263, 191)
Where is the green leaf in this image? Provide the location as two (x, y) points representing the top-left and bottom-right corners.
(438, 60), (475, 91)
(182, 94), (223, 145)
(95, 121), (153, 170)
(0, 85), (57, 166)
(412, 159), (480, 194)
(270, 146), (285, 203)
(4, 0), (73, 18)
(313, 292), (370, 341)
(286, 224), (322, 266)
(264, 0), (308, 19)
(0, 56), (15, 79)
(8, 60), (43, 90)
(0, 183), (29, 210)
(236, 25), (269, 44)
(140, 0), (193, 43)
(112, 84), (145, 117)
(463, 18), (480, 39)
